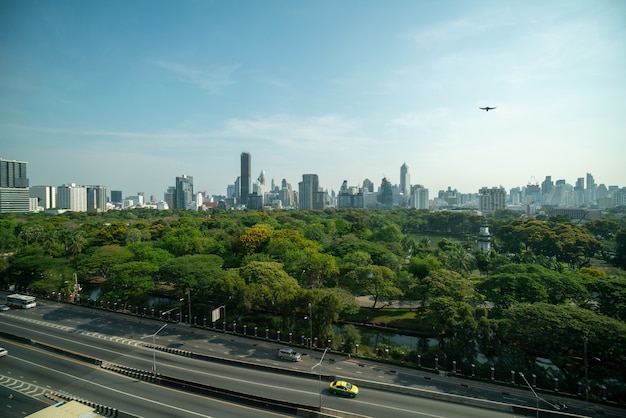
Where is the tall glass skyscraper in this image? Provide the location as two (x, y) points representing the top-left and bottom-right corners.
(240, 152), (251, 206)
(175, 175), (194, 209)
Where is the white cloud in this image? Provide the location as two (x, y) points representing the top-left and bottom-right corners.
(153, 60), (240, 93)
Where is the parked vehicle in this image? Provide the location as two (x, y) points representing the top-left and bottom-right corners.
(0, 348), (8, 358)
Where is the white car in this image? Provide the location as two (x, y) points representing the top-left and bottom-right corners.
(277, 347), (302, 362)
(0, 304), (10, 311)
(0, 348), (8, 357)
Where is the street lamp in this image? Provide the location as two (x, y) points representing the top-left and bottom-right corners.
(312, 347), (329, 411)
(187, 287), (192, 326)
(141, 324), (167, 375)
(519, 372), (539, 418)
(304, 302), (313, 350)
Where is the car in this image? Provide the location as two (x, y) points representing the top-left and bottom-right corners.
(0, 304), (9, 311)
(0, 347), (8, 358)
(277, 347), (302, 362)
(329, 380), (359, 397)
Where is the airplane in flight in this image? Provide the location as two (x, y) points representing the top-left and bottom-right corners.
(479, 106), (497, 111)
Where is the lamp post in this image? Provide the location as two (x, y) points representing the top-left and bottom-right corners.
(583, 335), (589, 402)
(187, 287), (192, 326)
(141, 324), (167, 375)
(519, 372), (539, 418)
(161, 306), (181, 322)
(312, 347), (329, 411)
(307, 302), (313, 350)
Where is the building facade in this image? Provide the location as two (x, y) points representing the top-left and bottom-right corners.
(240, 152), (251, 206)
(478, 186), (506, 212)
(57, 184), (87, 212)
(175, 175), (194, 209)
(0, 158), (30, 213)
(30, 185), (56, 210)
(298, 174), (324, 210)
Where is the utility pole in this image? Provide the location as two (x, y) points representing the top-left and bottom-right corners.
(141, 324), (167, 375)
(583, 335), (589, 402)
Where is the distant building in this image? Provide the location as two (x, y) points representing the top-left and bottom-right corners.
(241, 152), (251, 206)
(409, 185), (429, 209)
(378, 177), (393, 208)
(86, 185), (107, 212)
(613, 187), (626, 208)
(0, 157), (30, 213)
(525, 183), (541, 204)
(400, 163), (410, 201)
(175, 175), (194, 209)
(164, 186), (175, 210)
(111, 190), (122, 204)
(337, 180), (364, 208)
(298, 174), (324, 210)
(30, 185), (56, 210)
(57, 184), (87, 212)
(478, 186), (506, 212)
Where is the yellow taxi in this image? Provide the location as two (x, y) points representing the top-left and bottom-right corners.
(329, 380), (359, 397)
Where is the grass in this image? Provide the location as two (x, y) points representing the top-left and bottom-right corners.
(342, 308), (432, 334)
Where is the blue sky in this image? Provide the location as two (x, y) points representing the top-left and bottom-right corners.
(2, 0), (625, 199)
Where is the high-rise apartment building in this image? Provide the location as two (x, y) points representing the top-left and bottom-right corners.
(240, 152), (251, 206)
(0, 158), (30, 213)
(298, 174), (324, 210)
(478, 186), (506, 212)
(409, 185), (429, 209)
(57, 184), (87, 212)
(175, 175), (194, 209)
(30, 185), (56, 209)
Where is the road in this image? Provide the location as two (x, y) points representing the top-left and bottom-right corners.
(0, 296), (620, 417)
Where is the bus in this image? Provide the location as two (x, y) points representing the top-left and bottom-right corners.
(6, 294), (37, 309)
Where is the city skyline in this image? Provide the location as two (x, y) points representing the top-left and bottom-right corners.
(2, 1), (625, 199)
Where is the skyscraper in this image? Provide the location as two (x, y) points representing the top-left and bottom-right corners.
(298, 174), (324, 210)
(86, 185), (107, 212)
(400, 163), (410, 197)
(111, 190), (123, 204)
(240, 152), (251, 206)
(175, 175), (194, 209)
(0, 158), (30, 213)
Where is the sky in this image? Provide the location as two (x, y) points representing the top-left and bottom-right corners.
(1, 0), (625, 200)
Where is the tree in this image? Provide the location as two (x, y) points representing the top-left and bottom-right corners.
(83, 245), (134, 280)
(408, 255), (442, 279)
(158, 254), (226, 291)
(501, 302), (626, 393)
(414, 269), (475, 305)
(614, 228), (626, 269)
(239, 261), (299, 314)
(237, 226), (272, 255)
(343, 265), (403, 309)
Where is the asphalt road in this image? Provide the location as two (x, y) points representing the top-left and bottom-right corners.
(0, 296), (623, 418)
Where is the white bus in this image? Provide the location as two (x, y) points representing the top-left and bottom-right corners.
(6, 294), (37, 309)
